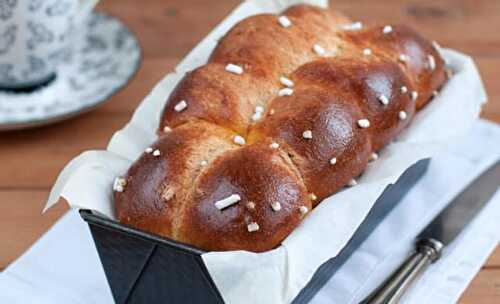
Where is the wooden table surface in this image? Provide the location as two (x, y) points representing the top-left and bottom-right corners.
(1, 0), (498, 302)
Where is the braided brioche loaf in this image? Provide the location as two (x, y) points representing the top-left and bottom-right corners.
(115, 4), (447, 252)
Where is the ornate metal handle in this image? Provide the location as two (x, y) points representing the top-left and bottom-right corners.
(361, 238), (443, 304)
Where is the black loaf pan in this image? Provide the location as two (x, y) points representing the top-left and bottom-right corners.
(81, 159), (431, 304)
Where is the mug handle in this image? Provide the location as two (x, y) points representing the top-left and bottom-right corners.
(75, 0), (100, 24)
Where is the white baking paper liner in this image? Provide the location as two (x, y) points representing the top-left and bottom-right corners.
(44, 0), (487, 303)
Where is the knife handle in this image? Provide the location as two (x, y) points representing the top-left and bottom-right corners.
(361, 238), (443, 304)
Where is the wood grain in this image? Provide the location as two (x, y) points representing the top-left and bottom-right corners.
(460, 268), (500, 304)
(0, 190), (67, 268)
(0, 0), (498, 302)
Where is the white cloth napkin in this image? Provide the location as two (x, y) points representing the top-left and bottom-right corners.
(1, 119), (498, 304)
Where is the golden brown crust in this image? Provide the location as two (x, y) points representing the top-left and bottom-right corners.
(342, 24), (447, 109)
(179, 143), (311, 252)
(292, 57), (416, 151)
(250, 87), (372, 204)
(116, 121), (238, 238)
(116, 4), (448, 252)
(161, 63), (274, 135)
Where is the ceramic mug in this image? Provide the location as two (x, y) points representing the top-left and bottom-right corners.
(0, 0), (99, 90)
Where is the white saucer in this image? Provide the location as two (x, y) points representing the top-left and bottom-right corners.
(0, 12), (141, 131)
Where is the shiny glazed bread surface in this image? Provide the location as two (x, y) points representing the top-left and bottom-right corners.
(115, 5), (447, 252)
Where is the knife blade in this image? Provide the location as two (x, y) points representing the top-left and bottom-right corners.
(418, 160), (500, 245)
(363, 160), (500, 304)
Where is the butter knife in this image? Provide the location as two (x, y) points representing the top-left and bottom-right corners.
(362, 160), (500, 304)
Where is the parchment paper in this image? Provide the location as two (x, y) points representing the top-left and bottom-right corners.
(44, 0), (487, 303)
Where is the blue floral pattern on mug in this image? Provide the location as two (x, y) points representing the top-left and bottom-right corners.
(0, 13), (142, 130)
(48, 46), (72, 64)
(46, 0), (72, 17)
(29, 0), (43, 12)
(0, 0), (17, 20)
(0, 24), (16, 54)
(0, 0), (83, 87)
(22, 55), (48, 79)
(0, 63), (15, 82)
(27, 21), (55, 50)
